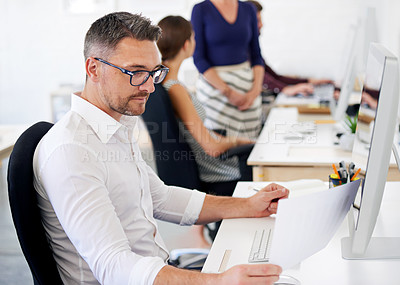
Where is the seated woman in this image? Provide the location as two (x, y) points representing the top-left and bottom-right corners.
(157, 16), (254, 246)
(157, 15), (254, 193)
(247, 0), (333, 97)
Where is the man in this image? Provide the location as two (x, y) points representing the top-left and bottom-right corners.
(246, 0), (333, 96)
(33, 12), (287, 284)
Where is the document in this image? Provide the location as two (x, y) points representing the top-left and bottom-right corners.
(269, 179), (361, 270)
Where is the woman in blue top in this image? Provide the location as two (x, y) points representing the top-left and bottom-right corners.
(191, 0), (265, 139)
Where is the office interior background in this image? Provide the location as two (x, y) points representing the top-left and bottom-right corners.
(0, 0), (399, 125)
(1, 0), (400, 283)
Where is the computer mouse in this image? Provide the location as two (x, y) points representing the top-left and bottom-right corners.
(274, 275), (301, 285)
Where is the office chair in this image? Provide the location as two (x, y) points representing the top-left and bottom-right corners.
(7, 121), (63, 285)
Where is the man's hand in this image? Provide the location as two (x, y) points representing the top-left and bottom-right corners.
(308, 78), (334, 86)
(154, 263), (281, 284)
(282, 83), (314, 96)
(248, 183), (289, 218)
(219, 264), (282, 285)
(197, 184), (289, 225)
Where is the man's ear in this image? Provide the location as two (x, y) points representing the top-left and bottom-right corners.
(85, 57), (101, 82)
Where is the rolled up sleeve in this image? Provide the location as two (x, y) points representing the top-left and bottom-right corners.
(147, 164), (206, 225)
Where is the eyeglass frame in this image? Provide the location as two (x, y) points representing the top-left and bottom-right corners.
(94, 57), (169, 86)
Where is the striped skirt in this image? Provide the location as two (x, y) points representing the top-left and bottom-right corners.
(196, 62), (262, 140)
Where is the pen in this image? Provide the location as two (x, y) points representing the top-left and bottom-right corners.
(351, 168), (361, 181)
(332, 163), (340, 178)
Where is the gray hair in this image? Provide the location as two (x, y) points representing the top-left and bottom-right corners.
(84, 12), (161, 60)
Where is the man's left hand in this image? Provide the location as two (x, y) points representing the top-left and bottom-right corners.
(248, 183), (289, 217)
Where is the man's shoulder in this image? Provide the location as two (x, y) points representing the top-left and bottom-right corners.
(40, 111), (92, 151)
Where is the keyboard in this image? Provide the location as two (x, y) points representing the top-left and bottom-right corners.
(248, 228), (273, 263)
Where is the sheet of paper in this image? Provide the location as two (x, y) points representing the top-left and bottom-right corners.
(269, 179), (361, 270)
(243, 179), (328, 198)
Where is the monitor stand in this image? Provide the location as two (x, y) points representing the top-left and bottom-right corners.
(341, 237), (400, 259)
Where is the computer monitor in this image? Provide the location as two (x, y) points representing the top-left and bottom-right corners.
(341, 43), (400, 259)
(331, 24), (360, 121)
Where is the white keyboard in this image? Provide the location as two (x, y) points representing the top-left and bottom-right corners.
(248, 228), (273, 263)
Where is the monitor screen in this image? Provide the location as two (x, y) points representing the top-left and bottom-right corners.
(342, 43), (399, 259)
(331, 24), (360, 121)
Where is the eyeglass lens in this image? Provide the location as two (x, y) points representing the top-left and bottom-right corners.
(130, 69), (168, 86)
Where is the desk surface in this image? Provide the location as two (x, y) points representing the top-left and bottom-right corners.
(203, 181), (400, 285)
(248, 108), (399, 181)
(0, 125), (27, 161)
(248, 108), (346, 165)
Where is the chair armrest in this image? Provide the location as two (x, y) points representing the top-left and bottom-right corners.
(169, 248), (210, 260)
(169, 248), (210, 270)
(212, 129), (227, 136)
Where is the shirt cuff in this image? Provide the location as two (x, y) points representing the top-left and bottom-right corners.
(130, 256), (166, 285)
(180, 190), (206, 226)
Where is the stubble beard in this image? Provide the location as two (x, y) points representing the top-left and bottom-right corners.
(105, 91), (150, 117)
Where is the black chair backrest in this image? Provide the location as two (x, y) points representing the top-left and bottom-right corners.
(141, 84), (202, 189)
(7, 121), (63, 285)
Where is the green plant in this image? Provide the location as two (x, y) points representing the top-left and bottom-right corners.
(344, 114), (358, 134)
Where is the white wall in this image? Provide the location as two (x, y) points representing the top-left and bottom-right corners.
(0, 0), (399, 124)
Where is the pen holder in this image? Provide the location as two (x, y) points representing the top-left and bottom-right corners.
(329, 174), (347, 187)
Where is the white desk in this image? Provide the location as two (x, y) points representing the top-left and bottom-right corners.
(203, 181), (400, 285)
(248, 107), (400, 181)
(0, 125), (27, 163)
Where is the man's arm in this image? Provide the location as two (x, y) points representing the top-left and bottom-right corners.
(154, 263), (282, 285)
(197, 183), (289, 224)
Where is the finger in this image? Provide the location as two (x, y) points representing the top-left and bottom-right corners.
(244, 264), (282, 276)
(249, 275), (280, 285)
(265, 188), (289, 201)
(261, 183), (289, 193)
(267, 205), (277, 214)
(268, 201), (278, 209)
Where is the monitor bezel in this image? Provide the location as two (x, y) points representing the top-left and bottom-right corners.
(342, 43), (399, 259)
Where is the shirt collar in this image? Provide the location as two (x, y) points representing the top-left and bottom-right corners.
(71, 93), (138, 144)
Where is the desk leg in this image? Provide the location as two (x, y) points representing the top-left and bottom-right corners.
(252, 166), (265, 181)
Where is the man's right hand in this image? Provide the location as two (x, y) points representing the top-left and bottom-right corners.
(219, 264), (282, 285)
(282, 83), (314, 96)
(154, 263), (281, 284)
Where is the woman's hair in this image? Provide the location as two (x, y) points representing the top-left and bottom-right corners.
(157, 15), (192, 61)
(246, 0), (263, 12)
(84, 12), (161, 60)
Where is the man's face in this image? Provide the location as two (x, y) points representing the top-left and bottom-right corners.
(96, 37), (162, 120)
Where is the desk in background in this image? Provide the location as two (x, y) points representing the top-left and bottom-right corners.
(274, 91), (362, 116)
(248, 107), (400, 181)
(274, 93), (331, 115)
(202, 181), (400, 285)
(0, 125), (27, 164)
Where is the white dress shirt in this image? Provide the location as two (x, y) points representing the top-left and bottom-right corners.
(33, 93), (206, 285)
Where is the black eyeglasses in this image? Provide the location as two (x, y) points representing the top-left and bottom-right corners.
(94, 57), (169, 86)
